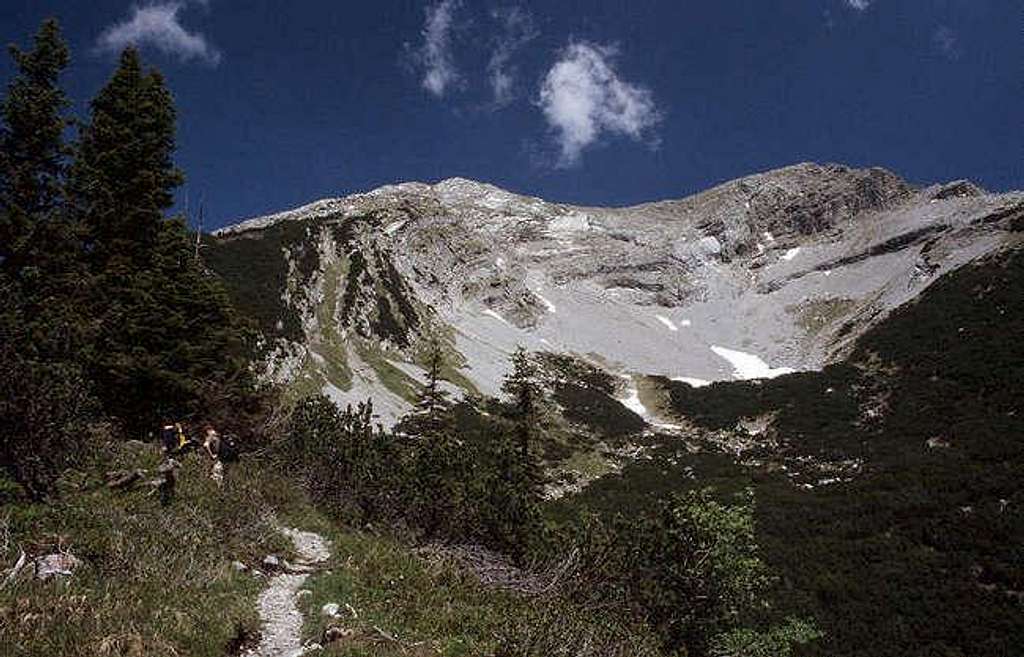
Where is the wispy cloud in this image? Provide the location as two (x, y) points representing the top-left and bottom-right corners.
(413, 0), (462, 98)
(96, 1), (220, 65)
(487, 7), (538, 108)
(538, 42), (661, 167)
(844, 0), (873, 10)
(932, 26), (962, 61)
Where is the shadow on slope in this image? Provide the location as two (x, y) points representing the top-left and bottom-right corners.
(551, 245), (1024, 657)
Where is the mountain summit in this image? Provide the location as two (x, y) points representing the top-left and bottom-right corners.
(207, 163), (1023, 424)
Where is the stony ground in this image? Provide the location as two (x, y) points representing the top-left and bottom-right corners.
(248, 527), (330, 657)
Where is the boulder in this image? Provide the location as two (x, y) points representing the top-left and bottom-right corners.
(34, 553), (81, 580)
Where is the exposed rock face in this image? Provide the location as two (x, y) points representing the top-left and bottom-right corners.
(209, 162), (1023, 425)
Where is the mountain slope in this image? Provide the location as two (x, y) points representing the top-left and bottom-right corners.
(551, 243), (1024, 657)
(207, 162), (1023, 425)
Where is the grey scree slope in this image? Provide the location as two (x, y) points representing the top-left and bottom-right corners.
(214, 163), (1024, 425)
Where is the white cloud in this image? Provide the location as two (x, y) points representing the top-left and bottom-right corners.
(845, 0), (873, 10)
(415, 0), (462, 98)
(933, 26), (961, 61)
(538, 42), (661, 167)
(487, 7), (538, 107)
(96, 1), (220, 65)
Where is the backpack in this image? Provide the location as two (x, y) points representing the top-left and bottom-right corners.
(220, 434), (239, 463)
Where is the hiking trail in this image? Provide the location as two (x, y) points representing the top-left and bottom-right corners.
(246, 526), (330, 657)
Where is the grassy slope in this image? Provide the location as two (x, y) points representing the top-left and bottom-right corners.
(551, 245), (1024, 657)
(1, 439), (658, 657)
(206, 220), (482, 408)
(0, 442), (296, 656)
(296, 524), (660, 657)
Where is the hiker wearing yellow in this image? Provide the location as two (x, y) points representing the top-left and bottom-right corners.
(160, 422), (189, 454)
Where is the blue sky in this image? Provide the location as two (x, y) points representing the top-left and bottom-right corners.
(1, 0), (1021, 230)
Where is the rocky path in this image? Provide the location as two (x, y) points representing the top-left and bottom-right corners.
(247, 527), (330, 657)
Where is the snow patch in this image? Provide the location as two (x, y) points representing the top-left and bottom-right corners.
(671, 376), (710, 388)
(782, 247), (801, 261)
(699, 236), (722, 255)
(710, 345), (795, 380)
(482, 308), (510, 325)
(655, 315), (678, 331)
(534, 292), (557, 313)
(619, 383), (649, 418)
(384, 219), (407, 236)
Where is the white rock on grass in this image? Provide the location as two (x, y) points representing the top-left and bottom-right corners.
(34, 553), (81, 580)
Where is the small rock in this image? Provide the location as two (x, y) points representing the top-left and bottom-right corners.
(321, 602), (340, 617)
(262, 555), (281, 569)
(35, 553), (82, 580)
(297, 589), (312, 598)
(231, 560), (248, 572)
(300, 642), (323, 654)
(322, 626), (354, 644)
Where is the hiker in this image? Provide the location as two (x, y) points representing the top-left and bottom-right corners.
(159, 422), (187, 454)
(203, 425), (224, 487)
(202, 425), (221, 459)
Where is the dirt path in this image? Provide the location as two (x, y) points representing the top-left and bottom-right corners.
(247, 527), (330, 657)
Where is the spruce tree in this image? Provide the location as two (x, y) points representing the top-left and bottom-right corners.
(0, 20), (99, 496)
(412, 334), (452, 435)
(71, 48), (250, 434)
(72, 47), (183, 271)
(501, 346), (544, 469)
(0, 18), (70, 270)
(498, 346), (546, 558)
(0, 18), (89, 364)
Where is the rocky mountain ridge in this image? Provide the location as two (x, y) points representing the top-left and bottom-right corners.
(207, 162), (1023, 424)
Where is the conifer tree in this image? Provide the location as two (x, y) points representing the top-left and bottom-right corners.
(0, 18), (70, 270)
(413, 334), (452, 435)
(70, 48), (250, 433)
(72, 47), (183, 271)
(497, 346), (547, 558)
(0, 18), (89, 365)
(501, 346), (545, 472)
(0, 20), (99, 496)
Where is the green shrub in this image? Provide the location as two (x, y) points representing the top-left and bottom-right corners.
(281, 393), (545, 559)
(0, 347), (100, 499)
(710, 617), (822, 657)
(555, 489), (810, 657)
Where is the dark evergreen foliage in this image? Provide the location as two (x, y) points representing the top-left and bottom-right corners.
(87, 219), (255, 433)
(0, 23), (259, 490)
(283, 382), (547, 559)
(556, 248), (1024, 657)
(0, 17), (70, 271)
(66, 47), (253, 434)
(554, 490), (819, 657)
(71, 48), (182, 268)
(0, 284), (100, 500)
